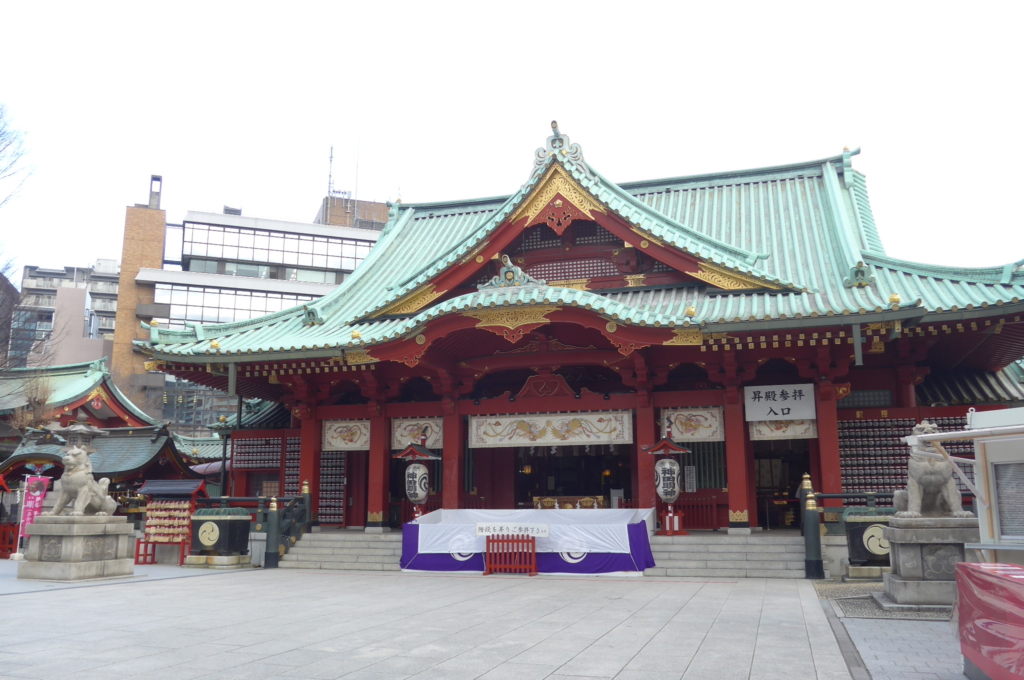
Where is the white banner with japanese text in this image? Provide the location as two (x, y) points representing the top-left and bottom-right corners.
(475, 523), (550, 538)
(661, 408), (724, 441)
(468, 412), (633, 449)
(744, 384), (815, 421)
(391, 418), (443, 450)
(322, 420), (370, 451)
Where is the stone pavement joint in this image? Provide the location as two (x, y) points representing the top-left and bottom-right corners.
(0, 568), (856, 679)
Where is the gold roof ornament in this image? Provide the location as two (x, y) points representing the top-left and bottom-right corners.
(889, 293), (901, 305)
(210, 340), (220, 349)
(351, 330), (362, 339)
(684, 306), (697, 318)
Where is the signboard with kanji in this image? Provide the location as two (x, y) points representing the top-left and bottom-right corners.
(743, 384), (815, 421)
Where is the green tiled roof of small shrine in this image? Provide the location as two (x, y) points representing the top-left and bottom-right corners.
(136, 124), (1024, 360)
(173, 433), (225, 461)
(0, 358), (161, 426)
(1, 425), (189, 479)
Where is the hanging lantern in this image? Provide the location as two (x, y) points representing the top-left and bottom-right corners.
(654, 458), (681, 504)
(405, 463), (429, 505)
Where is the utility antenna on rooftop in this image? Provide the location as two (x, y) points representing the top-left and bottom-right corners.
(326, 145), (335, 224)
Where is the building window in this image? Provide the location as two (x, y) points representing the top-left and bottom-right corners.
(182, 222), (374, 272)
(154, 284), (315, 328)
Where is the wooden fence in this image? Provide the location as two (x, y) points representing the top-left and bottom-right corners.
(484, 534), (537, 576)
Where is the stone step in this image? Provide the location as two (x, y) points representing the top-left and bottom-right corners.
(643, 566), (805, 579)
(302, 533), (402, 543)
(650, 534), (804, 545)
(282, 552), (398, 564)
(288, 546), (401, 557)
(651, 548), (802, 561)
(280, 560), (401, 571)
(652, 558), (805, 570)
(651, 542), (804, 554)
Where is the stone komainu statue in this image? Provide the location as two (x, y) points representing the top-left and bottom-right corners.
(43, 445), (118, 517)
(893, 421), (974, 519)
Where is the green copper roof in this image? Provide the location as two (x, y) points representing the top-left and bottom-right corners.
(2, 425), (190, 479)
(173, 433), (225, 461)
(0, 359), (162, 427)
(137, 127), (1024, 361)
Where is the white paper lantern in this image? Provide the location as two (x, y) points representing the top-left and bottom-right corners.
(654, 458), (681, 504)
(405, 463), (429, 504)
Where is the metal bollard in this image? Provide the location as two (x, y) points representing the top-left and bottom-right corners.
(264, 497), (280, 568)
(803, 492), (825, 579)
(797, 473), (812, 536)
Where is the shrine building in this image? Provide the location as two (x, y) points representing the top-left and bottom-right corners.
(136, 123), (1024, 531)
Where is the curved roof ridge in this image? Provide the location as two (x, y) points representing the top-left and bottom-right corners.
(864, 251), (1023, 284)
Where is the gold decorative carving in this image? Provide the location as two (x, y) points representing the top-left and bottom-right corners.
(547, 278), (590, 291)
(268, 372), (280, 384)
(605, 322), (618, 333)
(496, 338), (595, 355)
(823, 512), (840, 523)
(509, 164), (606, 226)
(729, 509), (749, 523)
(623, 274), (646, 288)
(415, 334), (427, 345)
(210, 340), (220, 349)
(143, 360), (165, 371)
(351, 330), (362, 339)
(86, 386), (110, 403)
(684, 306), (696, 318)
(345, 350), (379, 365)
(367, 511), (384, 523)
(664, 328), (704, 345)
(639, 240), (649, 249)
(463, 306), (559, 331)
(688, 262), (784, 291)
(374, 284), (444, 317)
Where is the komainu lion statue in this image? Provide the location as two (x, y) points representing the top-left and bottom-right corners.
(43, 445), (118, 517)
(893, 421), (974, 519)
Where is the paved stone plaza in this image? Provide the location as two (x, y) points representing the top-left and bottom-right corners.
(842, 619), (964, 680)
(0, 568), (856, 680)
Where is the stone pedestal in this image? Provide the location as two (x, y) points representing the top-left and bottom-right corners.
(17, 516), (135, 581)
(874, 517), (978, 609)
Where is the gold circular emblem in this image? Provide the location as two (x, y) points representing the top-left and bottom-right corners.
(606, 322), (618, 333)
(475, 255), (484, 263)
(863, 524), (890, 555)
(640, 240), (650, 249)
(415, 334), (426, 345)
(197, 521), (220, 547)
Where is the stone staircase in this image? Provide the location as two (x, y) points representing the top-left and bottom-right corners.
(644, 531), (806, 579)
(279, 531), (402, 571)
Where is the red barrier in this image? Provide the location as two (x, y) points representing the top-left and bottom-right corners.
(956, 562), (1024, 680)
(659, 505), (687, 536)
(484, 534), (537, 576)
(134, 539), (188, 566)
(676, 496), (718, 530)
(0, 522), (17, 558)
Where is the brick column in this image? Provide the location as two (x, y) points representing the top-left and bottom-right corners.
(442, 411), (464, 509)
(634, 401), (657, 508)
(366, 415), (390, 531)
(724, 385), (751, 529)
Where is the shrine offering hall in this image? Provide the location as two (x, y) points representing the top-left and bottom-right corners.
(139, 123), (1024, 531)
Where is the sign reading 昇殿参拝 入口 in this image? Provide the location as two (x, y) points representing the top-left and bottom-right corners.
(743, 384), (816, 421)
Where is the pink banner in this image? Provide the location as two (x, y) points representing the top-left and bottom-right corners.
(20, 476), (50, 538)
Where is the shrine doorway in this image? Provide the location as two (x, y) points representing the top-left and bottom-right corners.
(513, 444), (632, 509)
(753, 439), (810, 529)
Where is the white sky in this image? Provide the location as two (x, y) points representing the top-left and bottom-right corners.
(2, 2), (1023, 276)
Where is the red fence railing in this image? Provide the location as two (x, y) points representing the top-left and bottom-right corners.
(484, 534), (537, 576)
(0, 522), (19, 558)
(676, 497), (718, 530)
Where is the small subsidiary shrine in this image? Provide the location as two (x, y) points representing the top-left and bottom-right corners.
(137, 123), (1024, 530)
